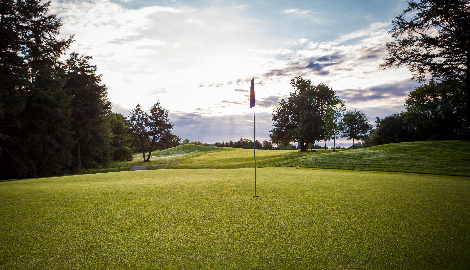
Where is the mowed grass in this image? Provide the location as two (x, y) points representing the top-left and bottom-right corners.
(295, 141), (470, 176)
(169, 148), (308, 169)
(1, 168), (470, 269)
(89, 140), (470, 177)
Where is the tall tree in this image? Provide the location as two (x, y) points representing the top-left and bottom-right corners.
(65, 53), (112, 170)
(271, 77), (343, 151)
(155, 132), (180, 151)
(367, 113), (414, 146)
(108, 113), (133, 161)
(340, 110), (372, 149)
(0, 0), (74, 179)
(382, 0), (470, 126)
(129, 104), (149, 160)
(322, 100), (345, 151)
(145, 102), (173, 161)
(404, 79), (465, 140)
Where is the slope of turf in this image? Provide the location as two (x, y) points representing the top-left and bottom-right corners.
(294, 140), (470, 176)
(83, 141), (469, 176)
(1, 168), (469, 269)
(168, 148), (309, 169)
(83, 144), (233, 173)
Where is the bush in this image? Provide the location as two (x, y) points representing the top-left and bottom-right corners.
(113, 147), (133, 161)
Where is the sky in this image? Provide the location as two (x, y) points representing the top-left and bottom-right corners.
(50, 0), (420, 146)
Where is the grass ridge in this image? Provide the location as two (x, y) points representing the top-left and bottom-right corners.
(84, 140), (469, 177)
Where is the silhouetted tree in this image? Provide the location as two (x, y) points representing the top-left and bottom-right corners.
(155, 132), (180, 151)
(108, 113), (133, 161)
(382, 0), (470, 126)
(367, 113), (413, 146)
(145, 102), (173, 161)
(65, 53), (112, 170)
(271, 77), (343, 151)
(404, 79), (465, 140)
(340, 110), (372, 149)
(262, 140), (273, 150)
(129, 104), (148, 160)
(0, 0), (74, 179)
(322, 100), (345, 151)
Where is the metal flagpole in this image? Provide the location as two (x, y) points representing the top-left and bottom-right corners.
(254, 110), (258, 197)
(250, 78), (258, 198)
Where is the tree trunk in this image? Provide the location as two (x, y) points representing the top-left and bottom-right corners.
(146, 136), (157, 162)
(333, 135), (336, 152)
(352, 138), (355, 149)
(299, 140), (306, 152)
(141, 140), (146, 161)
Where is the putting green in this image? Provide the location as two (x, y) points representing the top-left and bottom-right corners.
(1, 168), (469, 269)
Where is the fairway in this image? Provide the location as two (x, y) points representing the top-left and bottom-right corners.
(1, 168), (469, 269)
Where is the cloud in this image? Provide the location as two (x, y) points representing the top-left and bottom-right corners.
(234, 89), (248, 92)
(252, 22), (405, 92)
(337, 79), (421, 108)
(111, 103), (132, 116)
(52, 0), (415, 144)
(257, 95), (283, 108)
(283, 9), (317, 15)
(170, 111), (273, 143)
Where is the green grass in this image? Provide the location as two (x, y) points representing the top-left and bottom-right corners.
(1, 168), (469, 269)
(87, 141), (470, 176)
(294, 141), (470, 176)
(169, 148), (310, 169)
(1, 141), (470, 268)
(83, 144), (233, 173)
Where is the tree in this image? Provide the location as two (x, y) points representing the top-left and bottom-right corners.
(145, 102), (173, 161)
(155, 132), (180, 151)
(340, 110), (372, 149)
(65, 53), (112, 170)
(129, 104), (149, 160)
(0, 0), (73, 129)
(382, 0), (470, 126)
(367, 113), (414, 146)
(108, 113), (133, 161)
(322, 100), (345, 151)
(404, 79), (465, 140)
(271, 77), (343, 151)
(262, 140), (273, 150)
(0, 0), (74, 179)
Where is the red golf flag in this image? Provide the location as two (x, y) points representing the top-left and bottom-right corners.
(250, 78), (255, 108)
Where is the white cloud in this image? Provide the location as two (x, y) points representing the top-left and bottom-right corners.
(51, 0), (275, 116)
(132, 38), (166, 46)
(284, 9), (316, 15)
(50, 1), (415, 143)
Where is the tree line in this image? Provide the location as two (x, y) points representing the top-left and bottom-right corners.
(271, 0), (468, 149)
(0, 1), (177, 180)
(1, 0), (467, 178)
(269, 76), (466, 151)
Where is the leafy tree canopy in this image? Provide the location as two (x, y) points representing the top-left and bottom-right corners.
(0, 0), (74, 179)
(404, 79), (466, 139)
(340, 110), (372, 149)
(65, 53), (112, 170)
(270, 76), (343, 151)
(382, 0), (470, 125)
(128, 102), (175, 161)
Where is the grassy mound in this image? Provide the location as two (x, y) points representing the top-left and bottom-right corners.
(294, 141), (470, 176)
(152, 144), (231, 158)
(84, 144), (232, 173)
(89, 141), (470, 176)
(1, 168), (469, 269)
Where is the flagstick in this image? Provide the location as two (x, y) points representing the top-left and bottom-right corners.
(254, 110), (258, 197)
